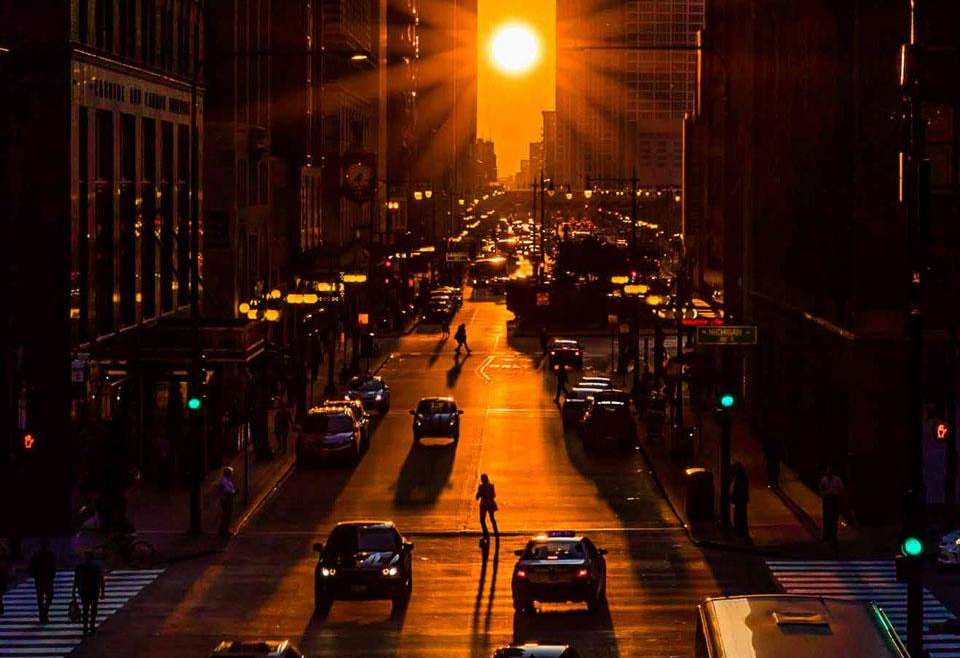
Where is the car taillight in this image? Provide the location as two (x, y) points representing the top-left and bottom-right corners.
(516, 569), (527, 579)
(577, 569), (589, 578)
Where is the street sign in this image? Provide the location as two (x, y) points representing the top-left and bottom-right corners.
(696, 325), (758, 345)
(446, 252), (469, 262)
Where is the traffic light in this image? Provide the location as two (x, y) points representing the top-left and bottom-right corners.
(187, 395), (202, 411)
(901, 536), (924, 557)
(719, 392), (735, 409)
(22, 433), (35, 450)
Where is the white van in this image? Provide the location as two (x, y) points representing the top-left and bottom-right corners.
(696, 595), (910, 658)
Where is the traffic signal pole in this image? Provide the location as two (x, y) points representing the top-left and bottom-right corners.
(901, 6), (928, 654)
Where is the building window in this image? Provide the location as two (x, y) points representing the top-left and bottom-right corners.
(95, 0), (113, 51)
(120, 113), (137, 327)
(78, 0), (89, 43)
(142, 117), (157, 318)
(259, 160), (269, 207)
(119, 0), (136, 58)
(142, 0), (157, 65)
(95, 109), (115, 336)
(160, 121), (174, 312)
(78, 107), (90, 341)
(177, 124), (191, 306)
(238, 158), (248, 207)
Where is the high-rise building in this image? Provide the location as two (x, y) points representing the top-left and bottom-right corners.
(542, 110), (557, 181)
(474, 138), (498, 190)
(556, 0), (703, 187)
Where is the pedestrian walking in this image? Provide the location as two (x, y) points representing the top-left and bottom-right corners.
(0, 545), (10, 617)
(819, 466), (845, 549)
(218, 467), (237, 538)
(475, 474), (499, 543)
(28, 538), (56, 624)
(274, 405), (291, 454)
(441, 317), (451, 338)
(539, 326), (549, 355)
(72, 552), (105, 636)
(763, 435), (782, 489)
(454, 323), (471, 355)
(731, 463), (750, 537)
(554, 364), (569, 403)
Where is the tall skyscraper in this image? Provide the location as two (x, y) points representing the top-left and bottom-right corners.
(556, 0), (703, 187)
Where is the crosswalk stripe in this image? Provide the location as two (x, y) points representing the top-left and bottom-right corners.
(0, 569), (162, 657)
(767, 559), (960, 658)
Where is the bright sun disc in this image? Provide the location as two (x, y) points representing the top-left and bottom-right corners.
(489, 23), (541, 76)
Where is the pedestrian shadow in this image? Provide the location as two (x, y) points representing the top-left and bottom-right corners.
(428, 337), (448, 368)
(446, 353), (470, 388)
(393, 443), (457, 507)
(469, 538), (501, 658)
(512, 599), (618, 658)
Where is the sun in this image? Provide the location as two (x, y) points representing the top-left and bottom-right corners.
(489, 22), (541, 76)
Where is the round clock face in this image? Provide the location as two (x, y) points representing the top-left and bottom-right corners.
(345, 162), (373, 191)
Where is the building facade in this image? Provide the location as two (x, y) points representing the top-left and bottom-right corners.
(556, 0), (703, 187)
(684, 0), (960, 522)
(1, 0), (205, 534)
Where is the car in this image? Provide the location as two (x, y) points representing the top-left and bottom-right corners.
(511, 531), (607, 614)
(345, 376), (391, 414)
(297, 406), (364, 465)
(491, 645), (582, 658)
(410, 397), (463, 443)
(548, 339), (583, 370)
(313, 521), (414, 616)
(561, 385), (611, 428)
(581, 395), (637, 451)
(208, 640), (303, 658)
(434, 286), (463, 306)
(315, 399), (371, 446)
(939, 529), (960, 567)
(426, 302), (455, 323)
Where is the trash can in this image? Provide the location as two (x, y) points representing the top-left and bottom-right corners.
(684, 467), (714, 522)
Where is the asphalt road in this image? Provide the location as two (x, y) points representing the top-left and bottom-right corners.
(72, 290), (773, 658)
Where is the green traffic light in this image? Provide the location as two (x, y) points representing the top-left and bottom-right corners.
(187, 397), (202, 411)
(901, 536), (924, 557)
(719, 393), (735, 409)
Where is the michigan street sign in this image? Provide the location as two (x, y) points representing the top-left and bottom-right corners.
(696, 325), (758, 345)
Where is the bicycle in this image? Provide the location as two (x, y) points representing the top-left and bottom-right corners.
(94, 531), (157, 569)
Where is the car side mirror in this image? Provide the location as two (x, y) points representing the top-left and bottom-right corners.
(313, 542), (324, 553)
(458, 409), (464, 415)
(599, 548), (608, 556)
(409, 409), (416, 415)
(514, 549), (524, 557)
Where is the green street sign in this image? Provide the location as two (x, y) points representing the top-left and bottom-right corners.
(696, 325), (758, 346)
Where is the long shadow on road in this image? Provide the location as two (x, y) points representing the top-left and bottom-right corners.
(393, 442), (457, 507)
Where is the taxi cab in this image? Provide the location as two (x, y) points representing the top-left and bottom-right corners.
(208, 640), (303, 658)
(511, 531), (607, 614)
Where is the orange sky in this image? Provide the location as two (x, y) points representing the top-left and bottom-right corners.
(477, 0), (556, 179)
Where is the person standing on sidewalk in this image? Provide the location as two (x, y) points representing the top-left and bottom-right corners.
(28, 538), (56, 624)
(819, 466), (845, 549)
(731, 463), (750, 537)
(72, 551), (105, 636)
(274, 405), (292, 454)
(218, 467), (237, 538)
(475, 474), (499, 544)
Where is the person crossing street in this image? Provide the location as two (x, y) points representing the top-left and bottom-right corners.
(72, 551), (105, 637)
(475, 474), (499, 544)
(454, 323), (471, 355)
(28, 539), (56, 624)
(554, 364), (569, 403)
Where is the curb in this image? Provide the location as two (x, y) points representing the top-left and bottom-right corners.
(231, 457), (296, 536)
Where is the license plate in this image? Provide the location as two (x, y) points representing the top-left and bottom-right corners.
(350, 584), (366, 593)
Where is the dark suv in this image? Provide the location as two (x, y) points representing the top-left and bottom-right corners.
(314, 521), (414, 616)
(410, 397), (463, 443)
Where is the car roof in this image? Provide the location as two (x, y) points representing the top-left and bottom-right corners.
(418, 396), (456, 403)
(306, 405), (354, 416)
(700, 595), (908, 658)
(550, 338), (580, 345)
(209, 640), (297, 657)
(493, 645), (571, 658)
(334, 520), (397, 530)
(530, 531), (583, 543)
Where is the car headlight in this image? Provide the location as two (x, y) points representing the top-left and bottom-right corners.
(954, 537), (960, 546)
(321, 567), (336, 577)
(382, 567), (399, 577)
(375, 392), (383, 400)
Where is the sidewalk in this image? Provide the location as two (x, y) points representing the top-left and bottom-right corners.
(636, 379), (868, 556)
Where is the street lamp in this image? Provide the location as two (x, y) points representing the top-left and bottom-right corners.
(413, 190), (423, 201)
(584, 189), (593, 200)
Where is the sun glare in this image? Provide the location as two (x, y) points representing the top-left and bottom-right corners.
(489, 22), (541, 76)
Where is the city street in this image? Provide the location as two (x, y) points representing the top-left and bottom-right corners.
(68, 291), (773, 658)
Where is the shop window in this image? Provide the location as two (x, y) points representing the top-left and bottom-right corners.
(95, 109), (115, 336)
(142, 117), (157, 319)
(78, 107), (90, 341)
(160, 121), (174, 312)
(120, 113), (137, 327)
(177, 124), (191, 306)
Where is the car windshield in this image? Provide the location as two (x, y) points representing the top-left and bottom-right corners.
(418, 400), (455, 415)
(326, 526), (398, 556)
(525, 540), (585, 560)
(303, 413), (353, 433)
(358, 528), (400, 552)
(349, 378), (382, 392)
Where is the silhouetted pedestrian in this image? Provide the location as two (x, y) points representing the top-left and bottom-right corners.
(454, 323), (471, 355)
(441, 317), (451, 338)
(28, 539), (56, 624)
(274, 406), (291, 454)
(476, 474), (499, 543)
(731, 463), (750, 537)
(218, 467), (237, 538)
(820, 466), (844, 549)
(554, 365), (569, 403)
(539, 326), (549, 355)
(0, 545), (10, 616)
(72, 551), (105, 636)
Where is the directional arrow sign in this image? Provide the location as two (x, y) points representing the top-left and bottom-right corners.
(696, 325), (758, 345)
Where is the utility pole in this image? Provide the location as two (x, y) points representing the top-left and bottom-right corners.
(900, 3), (929, 655)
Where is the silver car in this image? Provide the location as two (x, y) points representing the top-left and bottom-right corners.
(410, 397), (463, 443)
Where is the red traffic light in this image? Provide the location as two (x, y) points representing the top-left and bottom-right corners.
(937, 422), (950, 441)
(23, 433), (35, 450)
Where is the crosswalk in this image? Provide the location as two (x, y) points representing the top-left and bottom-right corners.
(767, 560), (960, 658)
(0, 569), (163, 657)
